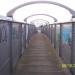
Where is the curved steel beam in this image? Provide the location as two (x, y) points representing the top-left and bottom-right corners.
(30, 19), (50, 25)
(24, 14), (57, 22)
(7, 1), (75, 18)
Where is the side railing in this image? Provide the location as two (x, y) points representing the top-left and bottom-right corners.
(41, 21), (75, 75)
(0, 20), (37, 75)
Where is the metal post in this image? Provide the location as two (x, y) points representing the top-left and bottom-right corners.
(54, 24), (56, 48)
(19, 24), (22, 57)
(9, 22), (13, 75)
(70, 22), (75, 75)
(24, 24), (26, 48)
(26, 24), (29, 47)
(47, 25), (50, 39)
(49, 24), (50, 40)
(59, 23), (63, 57)
(51, 24), (53, 44)
(27, 24), (30, 44)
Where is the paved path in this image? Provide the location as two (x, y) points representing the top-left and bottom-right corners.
(15, 33), (70, 75)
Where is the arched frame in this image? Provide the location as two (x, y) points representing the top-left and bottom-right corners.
(24, 14), (57, 23)
(30, 19), (50, 25)
(7, 1), (75, 18)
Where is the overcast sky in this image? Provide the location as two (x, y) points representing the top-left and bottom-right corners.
(0, 0), (75, 26)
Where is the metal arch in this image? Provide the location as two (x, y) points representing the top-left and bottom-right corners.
(24, 14), (57, 22)
(30, 19), (50, 25)
(7, 1), (75, 18)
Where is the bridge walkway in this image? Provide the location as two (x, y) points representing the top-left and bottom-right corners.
(15, 33), (70, 75)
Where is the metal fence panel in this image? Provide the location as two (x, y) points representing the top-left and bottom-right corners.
(61, 23), (72, 64)
(56, 24), (60, 56)
(22, 24), (26, 54)
(12, 22), (22, 70)
(0, 21), (10, 75)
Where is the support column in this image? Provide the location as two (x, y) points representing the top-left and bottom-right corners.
(54, 24), (56, 48)
(47, 25), (49, 38)
(71, 22), (75, 75)
(19, 24), (22, 57)
(48, 24), (50, 40)
(7, 16), (13, 21)
(9, 22), (13, 75)
(59, 23), (63, 57)
(26, 24), (29, 47)
(51, 25), (53, 44)
(24, 24), (26, 48)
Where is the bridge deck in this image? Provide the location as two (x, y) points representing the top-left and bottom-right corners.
(15, 33), (70, 75)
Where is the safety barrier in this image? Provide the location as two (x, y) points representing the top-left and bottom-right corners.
(0, 20), (37, 75)
(41, 21), (75, 75)
(27, 24), (37, 45)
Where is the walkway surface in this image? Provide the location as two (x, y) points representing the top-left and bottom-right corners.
(15, 33), (70, 75)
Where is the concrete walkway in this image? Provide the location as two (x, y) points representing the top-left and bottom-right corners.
(15, 33), (70, 75)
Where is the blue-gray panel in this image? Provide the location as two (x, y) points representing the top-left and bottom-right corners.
(0, 21), (10, 75)
(22, 24), (26, 53)
(12, 23), (22, 69)
(0, 59), (10, 75)
(61, 23), (72, 64)
(51, 25), (55, 47)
